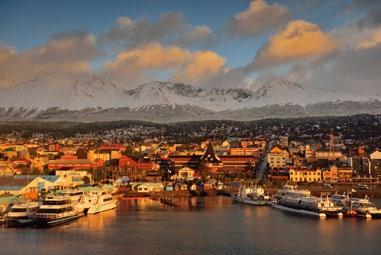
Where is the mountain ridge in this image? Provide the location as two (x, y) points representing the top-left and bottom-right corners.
(0, 72), (380, 122)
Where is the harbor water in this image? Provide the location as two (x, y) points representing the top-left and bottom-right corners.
(1, 196), (381, 255)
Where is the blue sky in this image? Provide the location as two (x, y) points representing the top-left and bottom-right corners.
(0, 0), (380, 93)
(0, 0), (354, 67)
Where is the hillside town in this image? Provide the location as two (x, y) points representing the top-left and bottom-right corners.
(0, 125), (380, 203)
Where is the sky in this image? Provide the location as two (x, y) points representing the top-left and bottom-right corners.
(0, 0), (380, 94)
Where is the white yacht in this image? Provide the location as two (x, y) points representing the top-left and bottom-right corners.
(6, 201), (40, 227)
(233, 185), (270, 205)
(87, 191), (117, 214)
(273, 184), (343, 218)
(61, 189), (84, 202)
(34, 195), (82, 227)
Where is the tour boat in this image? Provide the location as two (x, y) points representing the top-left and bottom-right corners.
(87, 191), (117, 214)
(34, 195), (83, 227)
(6, 201), (40, 227)
(232, 185), (271, 206)
(272, 184), (343, 218)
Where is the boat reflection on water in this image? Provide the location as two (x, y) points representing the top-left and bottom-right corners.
(76, 209), (117, 230)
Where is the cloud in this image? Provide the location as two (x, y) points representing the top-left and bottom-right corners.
(253, 20), (337, 68)
(175, 25), (212, 47)
(356, 29), (381, 49)
(287, 37), (381, 94)
(174, 50), (226, 82)
(105, 43), (225, 85)
(0, 30), (97, 83)
(208, 19), (340, 89)
(225, 0), (290, 37)
(98, 13), (212, 50)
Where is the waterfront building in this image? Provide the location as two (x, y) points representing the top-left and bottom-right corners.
(267, 167), (290, 181)
(55, 170), (91, 186)
(131, 182), (164, 192)
(175, 167), (195, 181)
(322, 163), (353, 182)
(169, 143), (256, 175)
(199, 142), (223, 173)
(289, 168), (322, 182)
(0, 175), (62, 197)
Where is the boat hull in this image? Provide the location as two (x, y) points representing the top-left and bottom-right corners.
(272, 203), (326, 218)
(232, 195), (268, 206)
(6, 218), (37, 228)
(36, 214), (83, 228)
(87, 201), (117, 214)
(276, 199), (342, 218)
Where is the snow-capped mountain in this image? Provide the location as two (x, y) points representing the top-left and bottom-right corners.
(0, 73), (128, 110)
(249, 78), (376, 107)
(0, 73), (380, 122)
(125, 81), (254, 111)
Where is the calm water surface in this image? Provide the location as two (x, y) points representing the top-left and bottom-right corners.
(1, 197), (381, 255)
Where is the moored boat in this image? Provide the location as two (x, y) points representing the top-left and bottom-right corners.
(352, 196), (381, 219)
(61, 189), (84, 203)
(331, 193), (381, 219)
(331, 193), (358, 217)
(6, 200), (40, 227)
(33, 195), (83, 227)
(273, 184), (342, 218)
(232, 185), (270, 206)
(87, 191), (117, 214)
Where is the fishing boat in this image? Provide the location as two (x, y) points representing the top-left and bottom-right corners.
(6, 201), (40, 227)
(352, 196), (381, 219)
(87, 191), (117, 214)
(331, 193), (357, 217)
(232, 185), (270, 205)
(273, 184), (343, 218)
(331, 193), (381, 219)
(34, 195), (83, 227)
